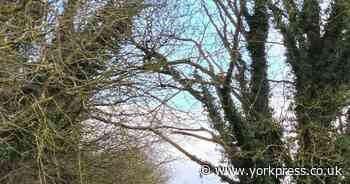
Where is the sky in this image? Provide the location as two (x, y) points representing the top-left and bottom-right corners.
(163, 43), (290, 184)
(51, 0), (338, 183)
(158, 3), (291, 183)
(165, 131), (224, 184)
(14, 0), (335, 183)
(55, 0), (294, 183)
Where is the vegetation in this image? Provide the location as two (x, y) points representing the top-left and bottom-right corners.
(0, 0), (349, 184)
(0, 0), (166, 184)
(123, 0), (350, 183)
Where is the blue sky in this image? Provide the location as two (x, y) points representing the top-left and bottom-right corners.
(153, 1), (290, 183)
(54, 0), (290, 183)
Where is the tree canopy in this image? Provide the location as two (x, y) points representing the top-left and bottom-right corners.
(0, 0), (349, 184)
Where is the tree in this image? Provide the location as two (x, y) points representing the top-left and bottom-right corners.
(125, 0), (350, 183)
(269, 0), (350, 183)
(0, 0), (167, 183)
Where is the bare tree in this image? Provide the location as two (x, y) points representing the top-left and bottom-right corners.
(116, 0), (350, 183)
(0, 0), (167, 183)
